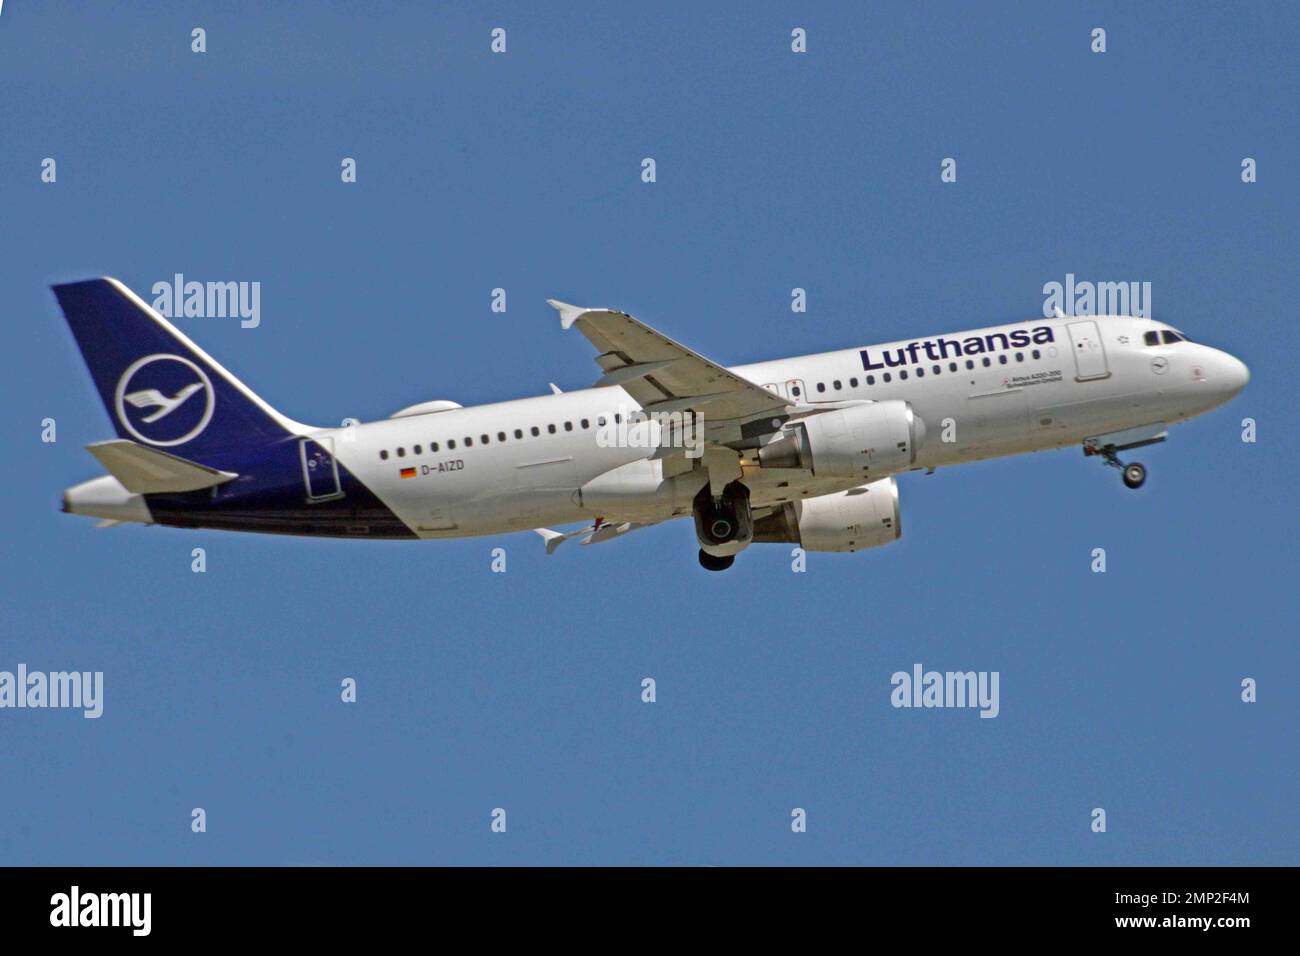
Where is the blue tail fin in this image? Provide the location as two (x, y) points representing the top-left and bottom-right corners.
(52, 278), (305, 460)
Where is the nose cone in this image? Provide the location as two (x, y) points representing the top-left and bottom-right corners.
(1217, 351), (1250, 398)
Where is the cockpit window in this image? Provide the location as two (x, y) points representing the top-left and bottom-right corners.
(1145, 329), (1188, 346)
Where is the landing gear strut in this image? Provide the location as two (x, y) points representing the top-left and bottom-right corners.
(698, 549), (735, 572)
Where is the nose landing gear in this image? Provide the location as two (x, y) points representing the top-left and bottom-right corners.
(1082, 424), (1167, 491)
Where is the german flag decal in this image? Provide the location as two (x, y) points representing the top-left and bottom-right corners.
(399, 467), (417, 479)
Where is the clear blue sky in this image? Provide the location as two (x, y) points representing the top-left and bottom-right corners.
(1, 1), (1295, 865)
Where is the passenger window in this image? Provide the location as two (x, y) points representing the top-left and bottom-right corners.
(866, 375), (875, 385)
(883, 372), (892, 383)
(966, 360), (975, 370)
(982, 357), (991, 367)
(833, 380), (841, 390)
(916, 367), (924, 377)
(949, 362), (958, 372)
(530, 426), (539, 437)
(547, 424), (557, 434)
(397, 447), (406, 458)
(464, 437), (473, 447)
(414, 444), (422, 454)
(933, 365), (941, 375)
(791, 386), (801, 397)
(498, 432), (506, 442)
(816, 382), (826, 393)
(998, 354), (1007, 365)
(899, 369), (908, 380)
(581, 419), (589, 429)
(564, 421), (573, 431)
(1015, 352), (1024, 362)
(448, 439), (456, 449)
(514, 429), (523, 439)
(596, 417), (606, 427)
(379, 450), (388, 460)
(481, 434), (489, 444)
(431, 442), (439, 452)
(1032, 349), (1041, 359)
(850, 377), (858, 388)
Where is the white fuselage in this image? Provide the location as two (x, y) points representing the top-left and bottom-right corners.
(326, 314), (1248, 538)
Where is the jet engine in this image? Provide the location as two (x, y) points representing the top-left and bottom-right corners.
(753, 477), (901, 553)
(756, 400), (925, 480)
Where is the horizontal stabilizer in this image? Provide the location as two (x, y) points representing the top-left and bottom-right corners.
(86, 439), (239, 494)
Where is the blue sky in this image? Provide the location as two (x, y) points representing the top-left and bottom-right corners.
(0, 1), (1295, 865)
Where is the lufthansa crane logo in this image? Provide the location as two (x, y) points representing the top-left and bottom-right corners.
(114, 354), (215, 446)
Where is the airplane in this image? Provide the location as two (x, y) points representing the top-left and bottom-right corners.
(53, 277), (1249, 571)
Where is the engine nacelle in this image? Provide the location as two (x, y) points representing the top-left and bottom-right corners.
(757, 400), (924, 480)
(753, 477), (901, 553)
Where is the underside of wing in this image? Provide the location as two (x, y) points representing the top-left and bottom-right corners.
(534, 519), (652, 553)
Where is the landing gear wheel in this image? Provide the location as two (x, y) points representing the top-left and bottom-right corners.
(698, 549), (735, 572)
(1122, 462), (1147, 489)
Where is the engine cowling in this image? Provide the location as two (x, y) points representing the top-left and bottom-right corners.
(753, 477), (901, 553)
(757, 400), (924, 480)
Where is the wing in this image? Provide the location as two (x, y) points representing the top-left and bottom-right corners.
(533, 520), (651, 554)
(547, 300), (789, 427)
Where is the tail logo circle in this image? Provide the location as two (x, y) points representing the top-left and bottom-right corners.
(114, 354), (215, 447)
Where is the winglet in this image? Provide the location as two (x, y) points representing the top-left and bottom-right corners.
(534, 528), (567, 555)
(546, 299), (591, 331)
